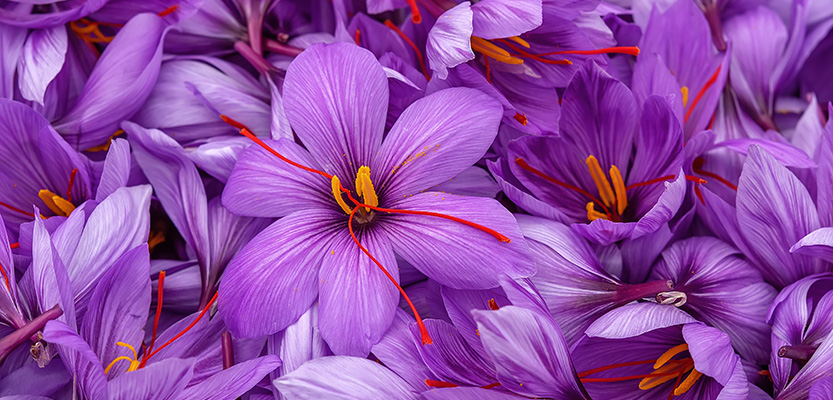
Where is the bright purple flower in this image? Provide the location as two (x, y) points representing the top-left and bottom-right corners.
(219, 42), (533, 356)
(492, 62), (686, 245)
(767, 273), (833, 398)
(572, 303), (748, 399)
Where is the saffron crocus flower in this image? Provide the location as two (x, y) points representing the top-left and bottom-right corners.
(0, 99), (93, 231)
(41, 241), (281, 400)
(492, 62), (687, 245)
(572, 302), (748, 399)
(766, 273), (833, 398)
(219, 42), (533, 356)
(650, 236), (776, 364)
(513, 214), (675, 346)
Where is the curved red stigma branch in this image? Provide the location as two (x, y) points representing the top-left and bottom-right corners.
(384, 20), (430, 81)
(684, 66), (721, 123)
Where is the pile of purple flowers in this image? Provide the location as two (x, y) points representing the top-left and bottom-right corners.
(2, 0), (833, 398)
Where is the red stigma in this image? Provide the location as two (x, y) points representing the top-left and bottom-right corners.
(0, 262), (9, 291)
(141, 291), (218, 366)
(354, 29), (361, 45)
(405, 0), (422, 23)
(540, 46), (640, 57)
(66, 168), (78, 202)
(384, 20), (430, 81)
(488, 298), (499, 310)
(140, 270), (166, 368)
(625, 175), (677, 190)
(0, 201), (35, 218)
(684, 66), (721, 123)
(425, 379), (458, 388)
(515, 157), (613, 217)
(9, 243), (18, 249)
(157, 4), (178, 17)
(513, 112), (528, 126)
(692, 157), (737, 191)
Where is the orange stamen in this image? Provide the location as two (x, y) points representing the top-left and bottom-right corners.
(684, 66), (721, 123)
(384, 20), (430, 81)
(488, 298), (499, 310)
(157, 4), (178, 17)
(66, 168), (78, 202)
(405, 0), (422, 23)
(539, 46), (640, 56)
(425, 379), (458, 388)
(142, 291), (217, 365)
(693, 158), (737, 191)
(348, 207), (433, 345)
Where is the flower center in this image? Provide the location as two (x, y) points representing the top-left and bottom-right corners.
(331, 166), (380, 219)
(104, 342), (141, 374)
(578, 343), (704, 398)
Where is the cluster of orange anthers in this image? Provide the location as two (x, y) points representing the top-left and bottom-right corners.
(220, 115), (512, 346)
(69, 5), (179, 56)
(0, 168), (80, 219)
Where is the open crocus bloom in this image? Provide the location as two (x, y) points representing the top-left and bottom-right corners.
(219, 42), (534, 356)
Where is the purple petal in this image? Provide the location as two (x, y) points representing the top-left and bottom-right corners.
(792, 227), (833, 264)
(811, 377), (833, 400)
(31, 210), (76, 328)
(410, 319), (496, 387)
(570, 219), (636, 246)
(682, 323), (737, 385)
(81, 245), (150, 378)
(54, 13), (169, 150)
(18, 25), (67, 104)
(560, 61), (636, 170)
(631, 170), (686, 239)
(736, 145), (823, 288)
(426, 2), (475, 80)
(373, 87), (502, 199)
(219, 211), (342, 338)
(432, 166), (500, 198)
(173, 355), (281, 400)
(470, 0), (542, 39)
(318, 228), (398, 356)
(631, 54), (684, 120)
(372, 309), (438, 391)
(126, 122), (209, 261)
(779, 330), (833, 400)
(184, 137), (249, 183)
(718, 138), (817, 168)
(585, 302), (696, 339)
(0, 25), (26, 99)
(107, 357), (193, 400)
(41, 320), (107, 400)
(441, 286), (510, 355)
(222, 138), (333, 218)
(382, 193), (534, 289)
(282, 42), (387, 182)
(487, 158), (570, 222)
(473, 306), (585, 399)
(273, 356), (420, 399)
(95, 138), (131, 201)
(422, 387), (523, 399)
(269, 304), (330, 381)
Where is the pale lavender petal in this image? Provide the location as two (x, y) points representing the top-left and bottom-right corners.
(585, 302), (696, 339)
(219, 211), (342, 338)
(371, 309), (437, 391)
(273, 356), (420, 399)
(318, 228), (398, 356)
(373, 87), (502, 199)
(426, 2), (474, 80)
(18, 25), (67, 104)
(95, 138), (130, 201)
(41, 320), (107, 400)
(682, 323), (736, 385)
(31, 209), (75, 328)
(470, 0), (542, 39)
(791, 227), (833, 264)
(174, 355), (281, 400)
(432, 166), (500, 198)
(410, 319), (496, 387)
(107, 357), (193, 400)
(282, 42), (387, 182)
(382, 193), (534, 289)
(719, 138), (817, 168)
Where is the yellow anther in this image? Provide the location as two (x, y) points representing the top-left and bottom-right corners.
(586, 202), (608, 222)
(104, 342), (140, 374)
(471, 36), (524, 65)
(673, 369), (703, 395)
(585, 156), (615, 208)
(38, 190), (75, 217)
(609, 165), (627, 216)
(654, 343), (689, 369)
(681, 86), (689, 108)
(85, 129), (124, 152)
(507, 35), (530, 48)
(354, 166), (379, 212)
(331, 176), (353, 215)
(638, 360), (693, 390)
